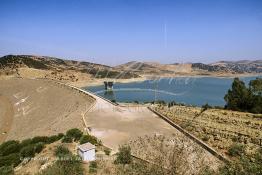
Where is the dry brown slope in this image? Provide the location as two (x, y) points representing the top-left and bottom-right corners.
(0, 78), (95, 142)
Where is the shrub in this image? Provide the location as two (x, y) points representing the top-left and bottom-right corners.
(20, 145), (35, 158)
(39, 154), (83, 175)
(202, 103), (212, 110)
(0, 153), (21, 167)
(104, 148), (111, 156)
(219, 149), (262, 175)
(31, 136), (49, 144)
(57, 133), (64, 139)
(35, 143), (45, 153)
(115, 145), (132, 164)
(202, 135), (210, 142)
(0, 140), (21, 156)
(66, 128), (83, 141)
(54, 145), (70, 157)
(47, 135), (61, 143)
(61, 136), (73, 143)
(228, 144), (246, 157)
(20, 139), (32, 148)
(89, 161), (97, 173)
(0, 166), (14, 175)
(79, 134), (100, 145)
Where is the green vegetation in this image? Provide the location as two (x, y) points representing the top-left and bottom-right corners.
(115, 145), (132, 165)
(65, 128), (83, 141)
(38, 146), (83, 175)
(54, 145), (71, 158)
(0, 166), (14, 175)
(0, 133), (64, 172)
(61, 135), (73, 143)
(89, 161), (97, 173)
(225, 78), (262, 114)
(104, 148), (111, 155)
(218, 147), (262, 175)
(79, 134), (101, 145)
(227, 143), (246, 157)
(0, 153), (21, 167)
(20, 145), (36, 158)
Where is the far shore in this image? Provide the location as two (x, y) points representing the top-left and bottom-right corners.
(68, 73), (262, 88)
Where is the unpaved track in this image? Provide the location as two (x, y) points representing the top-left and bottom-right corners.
(0, 95), (14, 142)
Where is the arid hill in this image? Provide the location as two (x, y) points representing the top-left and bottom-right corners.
(0, 55), (139, 82)
(1, 55), (261, 87)
(116, 60), (262, 76)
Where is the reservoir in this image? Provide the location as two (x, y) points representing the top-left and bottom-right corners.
(85, 76), (261, 107)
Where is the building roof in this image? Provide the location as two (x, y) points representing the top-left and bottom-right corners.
(78, 142), (95, 152)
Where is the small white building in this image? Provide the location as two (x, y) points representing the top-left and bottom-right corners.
(77, 142), (96, 161)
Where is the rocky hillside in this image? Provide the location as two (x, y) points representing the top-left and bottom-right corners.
(192, 60), (262, 74)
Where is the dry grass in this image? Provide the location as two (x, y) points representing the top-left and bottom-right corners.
(154, 105), (262, 156)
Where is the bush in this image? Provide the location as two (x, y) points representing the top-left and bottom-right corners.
(20, 139), (32, 148)
(35, 143), (45, 153)
(0, 140), (20, 156)
(66, 128), (83, 141)
(115, 145), (132, 164)
(47, 135), (62, 143)
(0, 166), (14, 175)
(79, 134), (100, 145)
(219, 148), (262, 175)
(31, 136), (49, 144)
(89, 161), (97, 173)
(57, 133), (64, 139)
(228, 144), (246, 157)
(54, 145), (70, 157)
(104, 148), (111, 156)
(39, 155), (83, 175)
(202, 103), (212, 110)
(0, 153), (21, 167)
(61, 136), (73, 143)
(20, 145), (35, 158)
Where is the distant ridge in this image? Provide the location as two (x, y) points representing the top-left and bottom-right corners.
(1, 55), (261, 80)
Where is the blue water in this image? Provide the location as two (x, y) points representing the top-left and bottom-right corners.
(85, 76), (261, 107)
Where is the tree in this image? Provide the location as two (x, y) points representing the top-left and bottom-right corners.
(115, 145), (132, 164)
(249, 78), (262, 113)
(224, 78), (262, 114)
(249, 78), (262, 95)
(66, 128), (83, 141)
(224, 78), (253, 112)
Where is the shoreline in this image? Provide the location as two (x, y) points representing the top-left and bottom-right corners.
(70, 73), (262, 88)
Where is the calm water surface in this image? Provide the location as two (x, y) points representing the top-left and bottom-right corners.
(85, 76), (261, 107)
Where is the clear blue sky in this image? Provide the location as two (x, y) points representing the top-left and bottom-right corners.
(0, 0), (262, 65)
